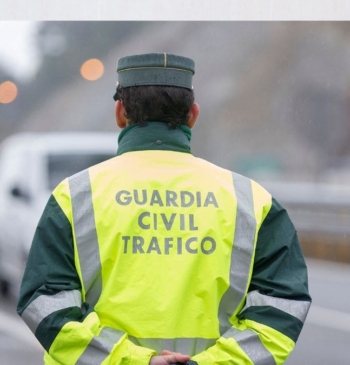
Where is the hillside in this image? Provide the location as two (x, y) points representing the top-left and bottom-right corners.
(7, 21), (350, 183)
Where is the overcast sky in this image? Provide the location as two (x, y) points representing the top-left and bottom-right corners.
(0, 21), (40, 80)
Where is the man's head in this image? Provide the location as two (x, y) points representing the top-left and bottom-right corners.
(113, 53), (199, 130)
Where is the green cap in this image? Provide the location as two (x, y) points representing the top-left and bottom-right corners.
(113, 53), (195, 100)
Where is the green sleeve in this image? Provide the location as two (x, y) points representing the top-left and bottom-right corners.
(240, 197), (311, 341)
(17, 194), (85, 349)
(251, 198), (310, 300)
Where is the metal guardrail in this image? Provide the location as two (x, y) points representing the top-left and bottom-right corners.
(262, 181), (350, 235)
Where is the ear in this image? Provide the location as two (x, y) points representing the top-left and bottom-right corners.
(187, 102), (200, 129)
(115, 100), (128, 129)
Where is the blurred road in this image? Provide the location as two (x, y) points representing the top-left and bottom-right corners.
(0, 294), (43, 364)
(286, 258), (350, 365)
(0, 258), (349, 364)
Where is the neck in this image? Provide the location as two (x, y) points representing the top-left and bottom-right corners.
(117, 121), (192, 156)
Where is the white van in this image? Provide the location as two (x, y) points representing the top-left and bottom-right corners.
(0, 132), (118, 297)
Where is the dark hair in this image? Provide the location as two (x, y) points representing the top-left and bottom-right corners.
(116, 85), (195, 129)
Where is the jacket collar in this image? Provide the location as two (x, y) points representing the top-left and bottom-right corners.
(117, 121), (192, 156)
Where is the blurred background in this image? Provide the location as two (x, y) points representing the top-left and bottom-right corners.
(0, 21), (349, 364)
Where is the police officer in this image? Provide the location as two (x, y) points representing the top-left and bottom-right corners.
(17, 53), (311, 365)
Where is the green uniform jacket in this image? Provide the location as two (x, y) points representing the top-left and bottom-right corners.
(17, 122), (311, 365)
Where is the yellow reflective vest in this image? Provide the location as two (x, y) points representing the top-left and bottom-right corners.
(18, 123), (311, 365)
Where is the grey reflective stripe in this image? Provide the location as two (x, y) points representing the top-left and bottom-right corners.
(218, 172), (257, 333)
(244, 290), (311, 323)
(129, 336), (216, 355)
(223, 328), (276, 365)
(76, 327), (125, 365)
(77, 333), (214, 364)
(69, 170), (102, 306)
(21, 290), (81, 334)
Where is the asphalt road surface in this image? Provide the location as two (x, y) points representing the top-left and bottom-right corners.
(0, 258), (349, 365)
